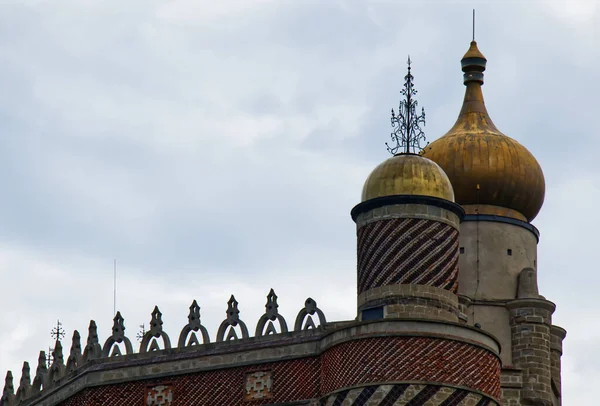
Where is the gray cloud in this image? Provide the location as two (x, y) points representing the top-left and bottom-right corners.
(0, 1), (597, 403)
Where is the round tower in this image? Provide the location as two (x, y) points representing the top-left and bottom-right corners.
(351, 60), (465, 324)
(336, 59), (502, 406)
(422, 40), (565, 405)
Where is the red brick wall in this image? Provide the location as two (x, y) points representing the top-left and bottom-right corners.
(357, 218), (459, 294)
(322, 337), (500, 399)
(59, 336), (499, 405)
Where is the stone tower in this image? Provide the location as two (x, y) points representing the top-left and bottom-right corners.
(348, 60), (503, 405)
(423, 40), (566, 405)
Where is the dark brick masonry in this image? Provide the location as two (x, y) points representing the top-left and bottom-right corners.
(357, 218), (459, 295)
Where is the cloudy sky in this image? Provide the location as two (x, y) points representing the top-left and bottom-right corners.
(0, 0), (597, 403)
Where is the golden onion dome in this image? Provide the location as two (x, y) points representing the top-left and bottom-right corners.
(421, 41), (545, 222)
(362, 153), (455, 202)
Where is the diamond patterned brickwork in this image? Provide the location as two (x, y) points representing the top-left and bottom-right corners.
(321, 337), (500, 399)
(60, 357), (319, 406)
(58, 337), (499, 405)
(357, 218), (459, 295)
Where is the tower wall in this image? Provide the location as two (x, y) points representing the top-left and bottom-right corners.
(354, 203), (461, 322)
(507, 298), (555, 405)
(550, 326), (566, 405)
(458, 220), (538, 300)
(458, 219), (540, 367)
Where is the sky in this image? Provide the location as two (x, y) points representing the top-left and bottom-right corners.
(0, 0), (598, 403)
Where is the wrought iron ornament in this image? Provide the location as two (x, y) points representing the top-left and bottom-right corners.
(50, 320), (65, 342)
(137, 324), (146, 343)
(386, 56), (428, 155)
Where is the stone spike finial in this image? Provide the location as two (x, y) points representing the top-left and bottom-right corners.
(19, 362), (30, 388)
(255, 289), (288, 337)
(16, 362), (31, 401)
(66, 330), (82, 373)
(48, 340), (65, 384)
(70, 331), (81, 358)
(112, 312), (126, 339)
(1, 371), (15, 404)
(265, 289), (279, 319)
(140, 306), (171, 353)
(31, 350), (48, 394)
(149, 306), (163, 336)
(188, 300), (201, 330)
(82, 320), (102, 362)
(87, 320), (99, 346)
(52, 340), (64, 365)
(36, 351), (47, 376)
(226, 295), (240, 325)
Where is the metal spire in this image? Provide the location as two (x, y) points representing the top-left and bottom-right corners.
(386, 56), (427, 155)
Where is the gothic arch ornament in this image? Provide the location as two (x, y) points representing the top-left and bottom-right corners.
(15, 362), (31, 402)
(1, 371), (15, 406)
(178, 300), (210, 348)
(294, 298), (326, 331)
(31, 351), (48, 394)
(255, 289), (288, 337)
(216, 295), (249, 342)
(48, 340), (65, 384)
(66, 330), (82, 374)
(102, 312), (134, 357)
(140, 306), (172, 353)
(82, 320), (102, 362)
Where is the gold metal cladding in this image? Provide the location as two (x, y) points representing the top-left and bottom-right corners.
(422, 66), (545, 222)
(463, 41), (486, 60)
(362, 154), (455, 203)
(462, 205), (527, 222)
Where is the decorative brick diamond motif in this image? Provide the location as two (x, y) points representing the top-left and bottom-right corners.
(245, 371), (273, 401)
(145, 383), (173, 406)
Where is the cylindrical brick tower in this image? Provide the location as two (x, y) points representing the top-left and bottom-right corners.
(324, 60), (503, 406)
(351, 153), (465, 323)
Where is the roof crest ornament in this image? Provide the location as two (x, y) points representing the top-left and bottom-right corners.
(294, 298), (326, 331)
(216, 295), (249, 342)
(102, 312), (134, 357)
(140, 306), (172, 353)
(178, 300), (210, 347)
(386, 56), (427, 155)
(255, 289), (289, 337)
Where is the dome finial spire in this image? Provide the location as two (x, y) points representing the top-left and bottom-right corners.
(472, 9), (476, 41)
(386, 56), (428, 155)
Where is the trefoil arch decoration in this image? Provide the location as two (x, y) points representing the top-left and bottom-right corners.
(294, 298), (326, 331)
(178, 300), (210, 347)
(216, 295), (249, 342)
(140, 306), (172, 353)
(255, 289), (288, 337)
(102, 312), (134, 357)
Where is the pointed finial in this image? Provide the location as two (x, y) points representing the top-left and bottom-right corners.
(461, 40), (487, 85)
(473, 9), (476, 41)
(386, 57), (427, 155)
(149, 306), (164, 336)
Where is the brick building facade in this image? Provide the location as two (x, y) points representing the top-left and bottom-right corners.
(0, 40), (565, 406)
